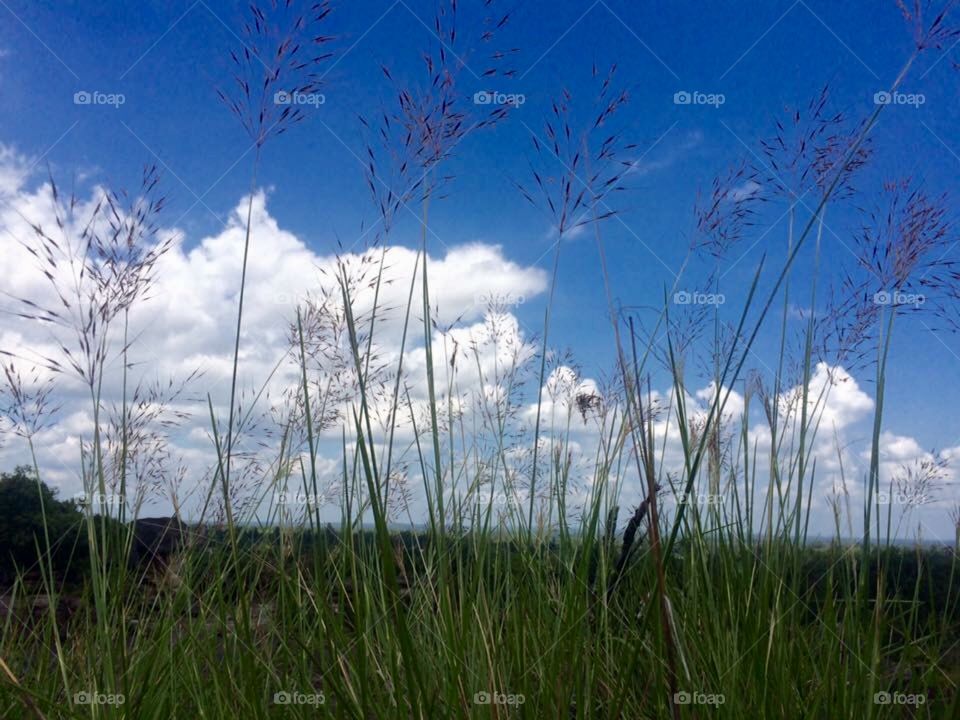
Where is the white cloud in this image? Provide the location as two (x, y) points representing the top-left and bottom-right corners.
(729, 180), (762, 201)
(0, 153), (548, 519)
(0, 147), (955, 537)
(780, 363), (874, 430)
(0, 144), (31, 199)
(628, 130), (704, 178)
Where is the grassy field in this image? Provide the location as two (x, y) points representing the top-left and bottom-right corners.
(3, 1), (960, 718)
(2, 526), (960, 718)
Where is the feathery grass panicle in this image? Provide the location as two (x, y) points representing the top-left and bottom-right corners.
(10, 167), (169, 386)
(694, 162), (765, 259)
(816, 178), (956, 368)
(0, 364), (58, 439)
(215, 2), (339, 540)
(217, 0), (337, 147)
(760, 85), (872, 205)
(359, 0), (518, 237)
(897, 0), (960, 50)
(516, 64), (634, 236)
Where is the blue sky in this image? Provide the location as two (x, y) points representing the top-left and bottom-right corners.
(2, 0), (960, 534)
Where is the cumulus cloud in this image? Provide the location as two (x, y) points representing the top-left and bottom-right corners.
(522, 360), (956, 539)
(0, 144), (32, 199)
(0, 152), (547, 515)
(0, 146), (955, 538)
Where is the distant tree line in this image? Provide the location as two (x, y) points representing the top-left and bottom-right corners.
(0, 466), (89, 584)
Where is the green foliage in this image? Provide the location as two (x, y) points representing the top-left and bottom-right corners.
(0, 465), (85, 581)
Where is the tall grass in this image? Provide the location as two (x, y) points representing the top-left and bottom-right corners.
(2, 1), (960, 718)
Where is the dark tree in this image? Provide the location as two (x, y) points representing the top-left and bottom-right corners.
(0, 466), (86, 582)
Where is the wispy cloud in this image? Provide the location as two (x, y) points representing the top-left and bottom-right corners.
(729, 179), (762, 201)
(627, 129), (703, 177)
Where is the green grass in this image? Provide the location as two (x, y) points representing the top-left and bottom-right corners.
(2, 525), (959, 718)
